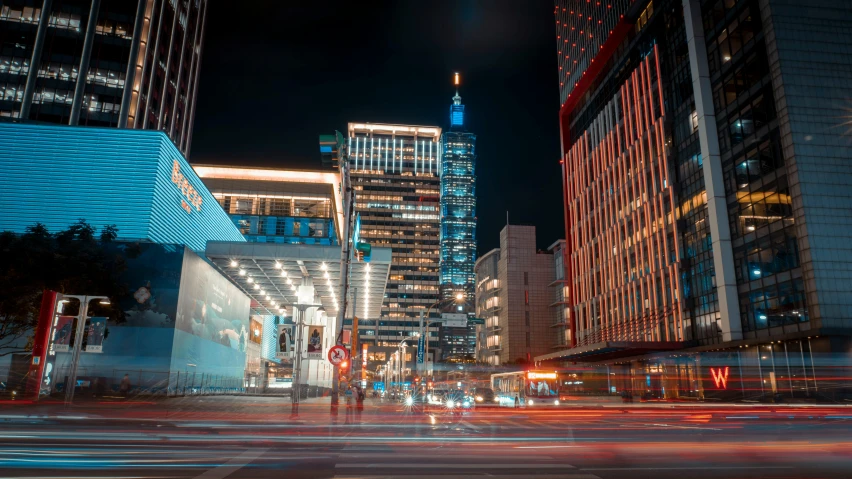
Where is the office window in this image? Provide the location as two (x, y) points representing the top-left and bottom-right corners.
(524, 272), (528, 285)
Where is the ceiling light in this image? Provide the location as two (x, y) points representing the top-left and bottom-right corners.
(274, 261), (282, 269)
(265, 295), (271, 300)
(230, 260), (238, 267)
(238, 269), (246, 276)
(253, 284), (259, 290)
(321, 263), (328, 271)
(290, 286), (296, 291)
(323, 272), (329, 279)
(247, 277), (254, 283)
(286, 279), (293, 285)
(280, 271), (287, 277)
(260, 290), (265, 295)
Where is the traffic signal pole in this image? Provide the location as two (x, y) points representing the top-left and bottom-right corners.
(332, 155), (354, 408)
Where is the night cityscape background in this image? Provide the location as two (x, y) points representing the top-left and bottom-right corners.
(0, 0), (851, 477)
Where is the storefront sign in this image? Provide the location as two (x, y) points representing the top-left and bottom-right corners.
(171, 160), (203, 213)
(710, 367), (729, 389)
(528, 372), (557, 380)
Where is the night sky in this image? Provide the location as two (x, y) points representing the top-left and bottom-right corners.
(191, 1), (563, 255)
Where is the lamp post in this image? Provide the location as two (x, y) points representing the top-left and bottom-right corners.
(61, 295), (109, 406)
(291, 302), (322, 417)
(418, 293), (466, 378)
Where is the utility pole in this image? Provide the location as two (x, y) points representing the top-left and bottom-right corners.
(332, 149), (354, 408)
(291, 302), (321, 417)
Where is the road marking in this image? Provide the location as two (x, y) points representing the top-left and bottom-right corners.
(583, 466), (794, 471)
(514, 445), (582, 449)
(336, 463), (576, 469)
(193, 447), (268, 479)
(334, 475), (601, 479)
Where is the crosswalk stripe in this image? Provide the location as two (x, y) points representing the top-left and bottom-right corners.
(335, 463), (576, 469)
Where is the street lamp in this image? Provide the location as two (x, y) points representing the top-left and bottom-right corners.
(60, 295), (109, 405)
(418, 293), (467, 378)
(291, 302), (322, 416)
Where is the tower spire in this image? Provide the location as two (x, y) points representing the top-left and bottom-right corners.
(453, 72), (462, 105)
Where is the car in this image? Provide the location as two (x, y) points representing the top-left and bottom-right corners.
(470, 387), (498, 405)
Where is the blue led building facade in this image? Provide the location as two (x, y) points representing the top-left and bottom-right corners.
(0, 123), (245, 251)
(440, 81), (477, 305)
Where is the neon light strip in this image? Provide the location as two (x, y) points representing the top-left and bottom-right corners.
(429, 140), (433, 175)
(384, 138), (388, 172)
(370, 137), (374, 171)
(414, 139), (418, 175)
(354, 137), (360, 170)
(392, 138), (396, 173)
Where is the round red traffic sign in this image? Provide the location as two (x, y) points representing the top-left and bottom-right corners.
(327, 345), (349, 366)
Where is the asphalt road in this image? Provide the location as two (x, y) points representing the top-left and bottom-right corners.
(1, 397), (850, 478)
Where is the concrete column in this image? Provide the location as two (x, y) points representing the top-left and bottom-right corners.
(19, 0), (53, 120)
(132, 0), (160, 128)
(682, 0), (742, 341)
(68, 0), (101, 126)
(118, 0), (148, 128)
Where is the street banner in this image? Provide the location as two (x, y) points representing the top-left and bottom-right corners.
(277, 324), (294, 359)
(53, 316), (75, 352)
(306, 325), (324, 359)
(417, 335), (425, 364)
(83, 317), (107, 353)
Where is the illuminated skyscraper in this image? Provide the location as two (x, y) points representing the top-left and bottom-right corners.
(544, 0), (852, 402)
(0, 0), (208, 157)
(440, 73), (477, 307)
(347, 122), (443, 347)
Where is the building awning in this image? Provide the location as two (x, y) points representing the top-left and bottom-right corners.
(536, 341), (692, 363)
(206, 241), (391, 319)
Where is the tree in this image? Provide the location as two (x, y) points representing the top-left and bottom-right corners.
(0, 221), (128, 357)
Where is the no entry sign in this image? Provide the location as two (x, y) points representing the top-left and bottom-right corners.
(328, 345), (349, 366)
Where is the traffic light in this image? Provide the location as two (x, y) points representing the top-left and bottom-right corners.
(354, 241), (371, 262)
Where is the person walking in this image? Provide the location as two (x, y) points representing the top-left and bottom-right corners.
(344, 385), (354, 424)
(355, 386), (365, 423)
(119, 374), (131, 398)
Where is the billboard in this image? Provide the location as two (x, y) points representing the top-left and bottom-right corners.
(83, 317), (107, 353)
(306, 325), (324, 359)
(277, 324), (294, 359)
(53, 316), (75, 352)
(175, 249), (251, 352)
(117, 242), (184, 328)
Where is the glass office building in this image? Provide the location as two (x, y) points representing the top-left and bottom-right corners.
(0, 0), (208, 157)
(440, 82), (477, 307)
(194, 165), (341, 246)
(541, 0), (852, 402)
(347, 122), (442, 348)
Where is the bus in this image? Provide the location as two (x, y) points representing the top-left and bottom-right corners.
(491, 370), (562, 407)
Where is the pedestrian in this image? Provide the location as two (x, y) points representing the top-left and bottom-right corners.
(355, 386), (365, 422)
(344, 385), (354, 424)
(119, 374), (131, 398)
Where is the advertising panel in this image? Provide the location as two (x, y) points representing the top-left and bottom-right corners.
(117, 242), (184, 328)
(83, 317), (107, 353)
(175, 249), (251, 353)
(306, 325), (324, 359)
(53, 316), (75, 352)
(277, 324), (294, 359)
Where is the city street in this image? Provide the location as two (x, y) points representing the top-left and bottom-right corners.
(1, 396), (850, 478)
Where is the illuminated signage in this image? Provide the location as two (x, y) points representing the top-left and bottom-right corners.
(710, 367), (729, 389)
(527, 372), (557, 380)
(172, 160), (203, 213)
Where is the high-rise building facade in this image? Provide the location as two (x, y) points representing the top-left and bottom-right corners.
(0, 0), (207, 157)
(347, 122), (443, 347)
(543, 0), (852, 401)
(475, 225), (554, 366)
(440, 74), (477, 306)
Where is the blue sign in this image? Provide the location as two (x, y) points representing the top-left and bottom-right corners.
(417, 335), (425, 364)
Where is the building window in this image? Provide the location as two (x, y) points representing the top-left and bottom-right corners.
(524, 272), (528, 285)
(524, 291), (529, 305)
(525, 332), (530, 348)
(525, 310), (530, 327)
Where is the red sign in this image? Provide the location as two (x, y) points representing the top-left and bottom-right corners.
(710, 367), (730, 389)
(328, 345), (349, 366)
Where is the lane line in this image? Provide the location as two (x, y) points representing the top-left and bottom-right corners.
(193, 447), (268, 479)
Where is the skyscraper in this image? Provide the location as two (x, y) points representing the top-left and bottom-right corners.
(440, 73), (477, 306)
(0, 0), (208, 157)
(543, 0), (852, 401)
(347, 122), (443, 347)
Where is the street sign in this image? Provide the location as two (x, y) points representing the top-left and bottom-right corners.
(417, 335), (425, 364)
(328, 344), (349, 366)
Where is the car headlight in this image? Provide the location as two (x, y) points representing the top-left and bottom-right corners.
(446, 399), (455, 408)
(463, 401), (471, 408)
(554, 400), (560, 406)
(405, 396), (414, 406)
(528, 399), (534, 406)
(494, 398), (500, 402)
(475, 396), (483, 402)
